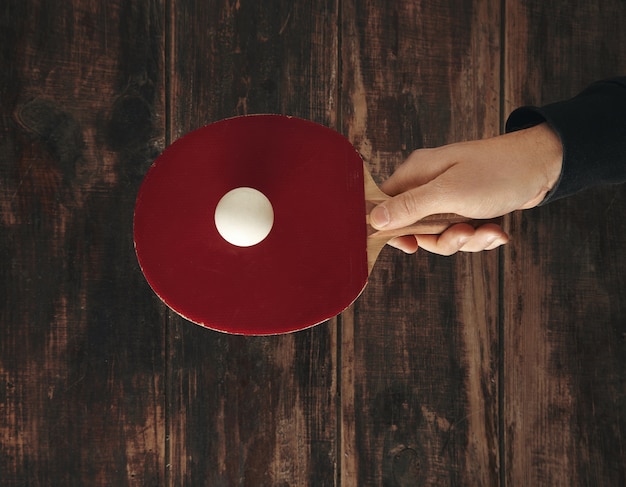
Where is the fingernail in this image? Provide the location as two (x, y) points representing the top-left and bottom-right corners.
(370, 206), (390, 228)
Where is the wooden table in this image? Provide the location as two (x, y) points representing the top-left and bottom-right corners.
(2, 1), (625, 485)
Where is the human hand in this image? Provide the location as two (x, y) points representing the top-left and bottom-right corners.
(369, 123), (563, 255)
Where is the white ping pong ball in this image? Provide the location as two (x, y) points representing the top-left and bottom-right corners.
(214, 187), (274, 247)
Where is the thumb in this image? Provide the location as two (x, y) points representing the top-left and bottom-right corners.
(370, 185), (448, 230)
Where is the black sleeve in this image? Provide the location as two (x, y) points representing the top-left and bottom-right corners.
(505, 77), (626, 204)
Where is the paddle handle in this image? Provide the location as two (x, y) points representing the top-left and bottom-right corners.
(366, 212), (474, 237)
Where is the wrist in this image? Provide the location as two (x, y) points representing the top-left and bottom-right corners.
(532, 122), (563, 192)
(514, 122), (563, 208)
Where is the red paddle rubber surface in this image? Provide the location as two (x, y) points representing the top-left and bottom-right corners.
(134, 115), (368, 335)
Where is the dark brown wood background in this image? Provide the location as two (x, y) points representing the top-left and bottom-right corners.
(1, 1), (624, 486)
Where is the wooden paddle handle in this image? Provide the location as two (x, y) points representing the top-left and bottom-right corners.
(366, 212), (474, 237)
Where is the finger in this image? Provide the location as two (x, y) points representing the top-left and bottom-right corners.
(415, 223), (508, 255)
(387, 235), (419, 254)
(415, 223), (476, 256)
(370, 180), (455, 230)
(484, 227), (510, 250)
(484, 237), (508, 251)
(457, 224), (509, 252)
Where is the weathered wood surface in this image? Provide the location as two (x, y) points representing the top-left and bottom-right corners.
(1, 1), (167, 485)
(503, 2), (626, 486)
(1, 1), (625, 486)
(340, 0), (501, 485)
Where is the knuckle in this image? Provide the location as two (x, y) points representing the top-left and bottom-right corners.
(397, 193), (418, 221)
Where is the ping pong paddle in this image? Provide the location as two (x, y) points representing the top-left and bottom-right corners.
(134, 115), (469, 335)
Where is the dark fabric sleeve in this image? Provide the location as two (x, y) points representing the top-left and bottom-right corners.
(505, 77), (626, 204)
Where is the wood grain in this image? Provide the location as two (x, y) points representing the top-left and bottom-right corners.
(166, 1), (340, 485)
(0, 1), (167, 485)
(2, 1), (626, 485)
(340, 1), (501, 485)
(503, 1), (626, 485)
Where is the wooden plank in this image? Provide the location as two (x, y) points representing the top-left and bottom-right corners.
(0, 1), (167, 485)
(503, 1), (626, 485)
(167, 1), (339, 485)
(340, 1), (501, 485)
